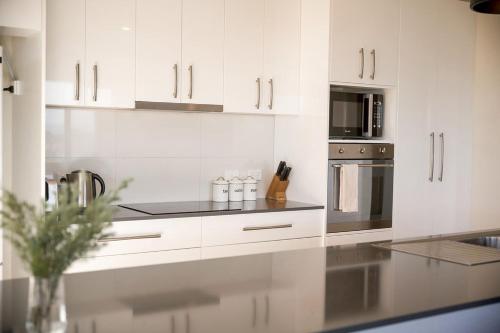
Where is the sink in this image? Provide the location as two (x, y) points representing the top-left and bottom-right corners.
(459, 236), (500, 250)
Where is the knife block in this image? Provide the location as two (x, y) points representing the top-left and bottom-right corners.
(266, 175), (289, 202)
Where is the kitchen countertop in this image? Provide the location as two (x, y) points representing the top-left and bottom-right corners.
(112, 199), (324, 221)
(2, 231), (500, 332)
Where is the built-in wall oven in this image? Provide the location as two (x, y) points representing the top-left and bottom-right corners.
(327, 143), (394, 233)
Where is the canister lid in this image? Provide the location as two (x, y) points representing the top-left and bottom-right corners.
(213, 177), (229, 185)
(229, 177), (243, 184)
(243, 176), (257, 184)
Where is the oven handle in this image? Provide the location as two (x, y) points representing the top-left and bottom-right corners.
(332, 164), (394, 168)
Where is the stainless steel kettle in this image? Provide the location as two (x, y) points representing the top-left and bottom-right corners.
(60, 170), (105, 207)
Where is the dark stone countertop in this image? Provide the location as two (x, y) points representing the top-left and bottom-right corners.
(3, 230), (500, 332)
(112, 199), (324, 221)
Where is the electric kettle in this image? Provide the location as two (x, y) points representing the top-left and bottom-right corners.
(60, 170), (105, 207)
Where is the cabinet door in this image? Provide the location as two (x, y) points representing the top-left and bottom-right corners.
(85, 0), (135, 108)
(181, 0), (224, 105)
(393, 0), (438, 239)
(46, 0), (85, 106)
(431, 0), (475, 235)
(330, 0), (400, 86)
(263, 0), (301, 115)
(363, 0), (400, 86)
(330, 0), (366, 84)
(224, 0), (265, 114)
(136, 0), (182, 103)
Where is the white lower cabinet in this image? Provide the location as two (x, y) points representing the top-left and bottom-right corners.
(202, 210), (323, 247)
(68, 210), (324, 273)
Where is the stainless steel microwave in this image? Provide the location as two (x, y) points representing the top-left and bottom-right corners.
(329, 88), (384, 140)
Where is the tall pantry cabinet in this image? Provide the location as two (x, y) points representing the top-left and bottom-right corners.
(393, 0), (476, 239)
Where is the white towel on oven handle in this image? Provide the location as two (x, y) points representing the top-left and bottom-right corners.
(339, 164), (359, 213)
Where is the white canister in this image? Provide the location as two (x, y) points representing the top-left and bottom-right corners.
(212, 177), (229, 202)
(229, 177), (244, 202)
(243, 176), (257, 201)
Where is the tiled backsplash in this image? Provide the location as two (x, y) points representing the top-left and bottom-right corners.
(46, 108), (275, 203)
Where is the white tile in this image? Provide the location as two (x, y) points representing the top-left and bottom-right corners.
(200, 157), (274, 201)
(45, 108), (66, 158)
(67, 109), (116, 158)
(45, 158), (68, 180)
(200, 113), (275, 158)
(66, 158), (116, 196)
(115, 158), (200, 203)
(115, 111), (201, 158)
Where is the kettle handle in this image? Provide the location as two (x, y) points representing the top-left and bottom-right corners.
(92, 173), (106, 197)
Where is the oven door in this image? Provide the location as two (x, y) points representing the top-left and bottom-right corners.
(327, 159), (393, 233)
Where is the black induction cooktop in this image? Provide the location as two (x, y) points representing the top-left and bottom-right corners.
(119, 201), (242, 215)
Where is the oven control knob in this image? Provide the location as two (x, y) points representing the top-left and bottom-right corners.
(379, 147), (386, 154)
(338, 148), (345, 154)
(360, 148), (366, 154)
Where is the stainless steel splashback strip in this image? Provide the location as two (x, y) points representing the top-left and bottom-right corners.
(135, 101), (223, 112)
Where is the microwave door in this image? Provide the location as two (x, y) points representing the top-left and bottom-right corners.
(362, 94), (374, 138)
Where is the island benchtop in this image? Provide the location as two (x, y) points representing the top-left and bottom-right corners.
(112, 199), (324, 222)
(2, 242), (500, 332)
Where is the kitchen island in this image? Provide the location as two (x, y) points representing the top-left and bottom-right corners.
(2, 238), (500, 332)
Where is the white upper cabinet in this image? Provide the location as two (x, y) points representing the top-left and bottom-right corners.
(136, 0), (182, 104)
(181, 0), (224, 105)
(85, 0), (135, 108)
(46, 0), (86, 106)
(224, 0), (301, 115)
(46, 0), (135, 108)
(224, 0), (265, 114)
(330, 0), (400, 86)
(263, 0), (301, 114)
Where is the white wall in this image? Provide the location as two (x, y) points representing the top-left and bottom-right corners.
(273, 0), (330, 206)
(0, 0), (42, 36)
(45, 109), (275, 203)
(471, 14), (500, 231)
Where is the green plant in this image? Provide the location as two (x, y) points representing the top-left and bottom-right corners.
(0, 180), (129, 278)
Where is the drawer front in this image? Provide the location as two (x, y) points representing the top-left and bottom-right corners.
(202, 210), (323, 247)
(88, 217), (201, 257)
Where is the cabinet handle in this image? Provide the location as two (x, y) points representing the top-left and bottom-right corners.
(439, 133), (444, 182)
(370, 49), (376, 80)
(173, 64), (178, 98)
(185, 313), (190, 333)
(429, 132), (435, 182)
(268, 78), (274, 110)
(359, 48), (365, 79)
(243, 224), (292, 232)
(188, 65), (193, 99)
(97, 233), (161, 243)
(252, 297), (257, 328)
(92, 320), (96, 333)
(92, 64), (98, 102)
(264, 295), (270, 325)
(255, 78), (261, 109)
(75, 63), (80, 101)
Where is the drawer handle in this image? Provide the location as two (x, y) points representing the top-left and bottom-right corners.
(243, 224), (292, 232)
(98, 233), (162, 243)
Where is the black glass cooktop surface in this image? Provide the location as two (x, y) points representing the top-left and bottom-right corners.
(119, 201), (243, 215)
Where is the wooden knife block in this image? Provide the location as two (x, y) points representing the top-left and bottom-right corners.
(266, 175), (289, 202)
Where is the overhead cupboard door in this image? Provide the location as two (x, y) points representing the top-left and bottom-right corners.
(136, 0), (182, 104)
(85, 0), (135, 108)
(181, 0), (224, 105)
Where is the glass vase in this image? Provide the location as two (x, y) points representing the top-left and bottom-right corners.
(26, 276), (67, 333)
